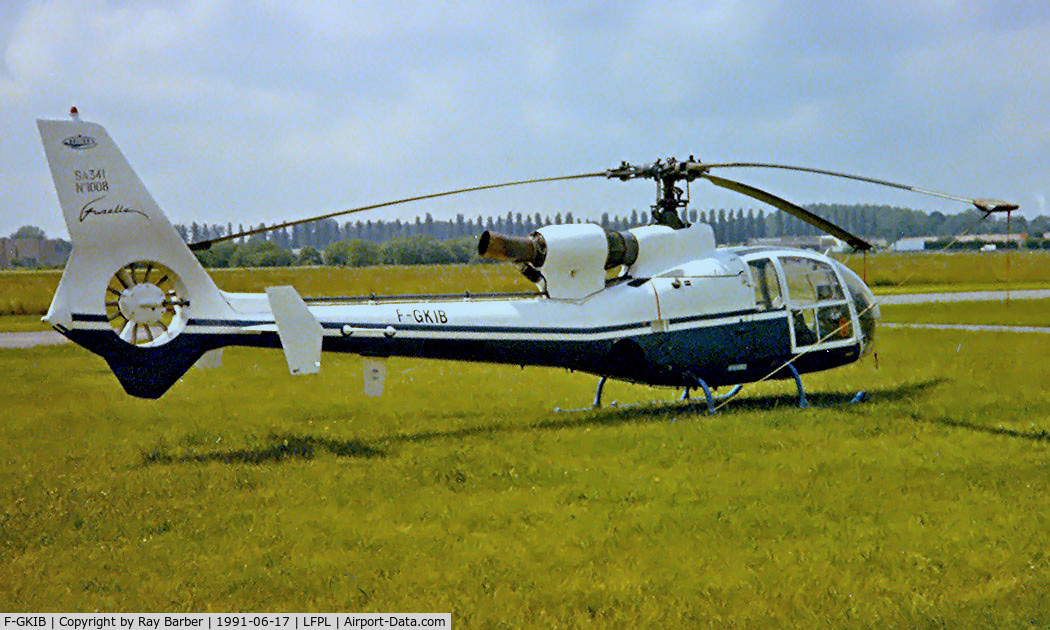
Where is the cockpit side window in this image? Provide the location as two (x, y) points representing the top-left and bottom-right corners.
(747, 258), (783, 310)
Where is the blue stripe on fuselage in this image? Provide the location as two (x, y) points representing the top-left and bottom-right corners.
(181, 309), (764, 336)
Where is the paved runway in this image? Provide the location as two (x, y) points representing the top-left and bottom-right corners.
(0, 330), (69, 348)
(878, 289), (1050, 304)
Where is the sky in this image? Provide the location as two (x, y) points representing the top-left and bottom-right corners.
(1, 0), (1047, 239)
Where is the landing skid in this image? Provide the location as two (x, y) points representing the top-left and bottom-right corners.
(556, 365), (812, 415)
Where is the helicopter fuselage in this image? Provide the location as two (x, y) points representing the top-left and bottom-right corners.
(62, 244), (878, 397)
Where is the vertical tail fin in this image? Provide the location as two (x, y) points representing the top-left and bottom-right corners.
(37, 114), (234, 397)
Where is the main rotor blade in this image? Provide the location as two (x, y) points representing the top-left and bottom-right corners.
(699, 162), (1017, 213)
(189, 172), (605, 250)
(702, 173), (874, 251)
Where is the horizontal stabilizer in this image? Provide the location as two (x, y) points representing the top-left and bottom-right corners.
(266, 286), (322, 375)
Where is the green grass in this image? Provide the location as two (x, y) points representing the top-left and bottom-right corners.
(836, 250), (1050, 290)
(881, 298), (1050, 327)
(872, 282), (1050, 295)
(1, 313), (1048, 623)
(0, 314), (49, 332)
(207, 263), (532, 296)
(0, 269), (62, 316)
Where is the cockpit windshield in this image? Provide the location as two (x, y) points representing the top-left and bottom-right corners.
(833, 261), (879, 353)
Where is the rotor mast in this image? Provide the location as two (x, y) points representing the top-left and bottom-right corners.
(606, 157), (707, 229)
(654, 159), (689, 229)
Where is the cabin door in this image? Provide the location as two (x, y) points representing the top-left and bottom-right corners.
(776, 255), (857, 353)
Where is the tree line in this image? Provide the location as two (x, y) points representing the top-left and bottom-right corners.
(193, 236), (479, 269)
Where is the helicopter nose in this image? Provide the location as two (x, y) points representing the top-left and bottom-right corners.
(833, 261), (879, 355)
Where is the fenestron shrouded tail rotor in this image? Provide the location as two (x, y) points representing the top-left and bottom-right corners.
(105, 261), (189, 346)
(189, 157), (1016, 253)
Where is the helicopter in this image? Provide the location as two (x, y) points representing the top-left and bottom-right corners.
(35, 110), (1017, 411)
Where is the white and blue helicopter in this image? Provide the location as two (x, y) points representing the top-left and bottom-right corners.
(36, 110), (1016, 411)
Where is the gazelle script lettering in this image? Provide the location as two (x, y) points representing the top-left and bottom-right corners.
(78, 196), (149, 222)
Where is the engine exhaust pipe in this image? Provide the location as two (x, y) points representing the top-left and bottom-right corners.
(478, 231), (546, 266)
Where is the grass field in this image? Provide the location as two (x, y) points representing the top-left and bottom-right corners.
(881, 298), (1050, 327)
(835, 249), (1050, 291)
(0, 314), (47, 332)
(2, 264), (1048, 624)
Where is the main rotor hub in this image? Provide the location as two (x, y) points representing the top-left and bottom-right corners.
(605, 157), (709, 228)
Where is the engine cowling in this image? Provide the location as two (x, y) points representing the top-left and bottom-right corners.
(479, 226), (639, 270)
(479, 221), (715, 299)
(480, 224), (639, 299)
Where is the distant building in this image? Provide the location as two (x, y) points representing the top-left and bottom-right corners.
(890, 236), (933, 252)
(891, 233), (1029, 252)
(956, 233), (1028, 244)
(0, 238), (69, 268)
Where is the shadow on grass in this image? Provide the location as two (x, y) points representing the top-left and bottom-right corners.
(718, 378), (1047, 443)
(143, 377), (1044, 465)
(722, 378), (947, 412)
(359, 378), (952, 445)
(923, 417), (1050, 443)
(141, 400), (713, 467)
(141, 434), (384, 466)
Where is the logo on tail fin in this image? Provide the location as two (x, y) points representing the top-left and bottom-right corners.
(62, 134), (97, 150)
(78, 196), (149, 222)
